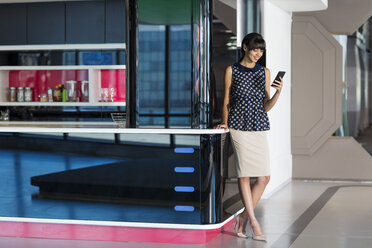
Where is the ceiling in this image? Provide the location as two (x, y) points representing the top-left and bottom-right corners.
(294, 0), (372, 35)
(218, 0), (371, 35)
(219, 0), (328, 12)
(266, 0), (328, 12)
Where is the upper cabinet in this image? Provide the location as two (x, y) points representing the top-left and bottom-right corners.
(0, 0), (126, 46)
(66, 1), (105, 44)
(28, 2), (65, 44)
(106, 0), (127, 43)
(0, 4), (27, 45)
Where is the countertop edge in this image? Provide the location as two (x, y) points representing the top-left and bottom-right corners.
(0, 126), (229, 134)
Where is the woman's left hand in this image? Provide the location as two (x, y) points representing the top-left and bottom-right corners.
(215, 123), (229, 130)
(272, 77), (283, 93)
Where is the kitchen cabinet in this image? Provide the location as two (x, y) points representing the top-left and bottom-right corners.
(27, 2), (65, 44)
(66, 1), (105, 44)
(106, 0), (126, 43)
(0, 4), (27, 45)
(0, 0), (126, 45)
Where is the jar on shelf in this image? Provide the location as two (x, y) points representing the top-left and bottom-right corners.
(39, 94), (48, 102)
(24, 87), (33, 102)
(8, 87), (16, 102)
(17, 87), (24, 102)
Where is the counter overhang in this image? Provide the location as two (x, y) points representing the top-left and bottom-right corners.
(0, 122), (229, 134)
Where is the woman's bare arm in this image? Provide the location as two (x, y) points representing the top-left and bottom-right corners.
(216, 66), (232, 130)
(263, 68), (283, 112)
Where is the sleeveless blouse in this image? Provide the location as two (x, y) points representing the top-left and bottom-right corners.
(228, 62), (270, 131)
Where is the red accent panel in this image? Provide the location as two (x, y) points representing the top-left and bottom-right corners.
(9, 70), (88, 101)
(8, 69), (126, 102)
(0, 220), (227, 244)
(100, 69), (126, 102)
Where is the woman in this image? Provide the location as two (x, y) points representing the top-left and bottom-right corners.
(216, 33), (283, 241)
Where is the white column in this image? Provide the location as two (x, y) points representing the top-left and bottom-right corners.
(261, 0), (292, 197)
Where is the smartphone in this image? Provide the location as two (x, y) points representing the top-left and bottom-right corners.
(271, 71), (285, 87)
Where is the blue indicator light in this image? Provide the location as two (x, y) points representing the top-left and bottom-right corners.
(174, 206), (195, 212)
(174, 167), (195, 173)
(174, 186), (195, 192)
(174, 148), (194, 153)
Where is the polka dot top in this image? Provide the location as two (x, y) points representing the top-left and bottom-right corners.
(228, 62), (270, 131)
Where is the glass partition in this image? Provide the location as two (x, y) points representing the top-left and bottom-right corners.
(135, 0), (212, 128)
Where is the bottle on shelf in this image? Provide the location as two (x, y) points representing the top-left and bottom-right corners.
(54, 84), (63, 102)
(48, 88), (53, 102)
(62, 87), (66, 102)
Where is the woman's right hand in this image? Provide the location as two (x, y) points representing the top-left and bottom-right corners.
(215, 123), (229, 130)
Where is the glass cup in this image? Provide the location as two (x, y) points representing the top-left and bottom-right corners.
(108, 88), (116, 102)
(100, 88), (109, 102)
(66, 80), (77, 102)
(81, 81), (89, 102)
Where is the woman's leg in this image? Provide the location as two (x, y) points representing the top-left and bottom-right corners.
(251, 176), (270, 208)
(237, 177), (264, 235)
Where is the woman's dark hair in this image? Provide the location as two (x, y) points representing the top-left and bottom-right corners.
(240, 33), (266, 61)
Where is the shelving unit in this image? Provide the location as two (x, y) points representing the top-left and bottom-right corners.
(0, 65), (126, 70)
(0, 43), (127, 108)
(0, 102), (126, 107)
(0, 65), (126, 107)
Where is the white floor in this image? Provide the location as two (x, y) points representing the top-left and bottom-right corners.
(1, 180), (372, 248)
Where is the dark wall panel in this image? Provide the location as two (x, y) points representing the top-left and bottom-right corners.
(0, 4), (27, 45)
(106, 0), (126, 43)
(0, 0), (127, 45)
(27, 3), (65, 44)
(66, 1), (105, 43)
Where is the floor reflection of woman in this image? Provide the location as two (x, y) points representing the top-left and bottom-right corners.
(216, 33), (283, 241)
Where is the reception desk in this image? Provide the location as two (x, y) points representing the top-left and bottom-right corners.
(0, 124), (233, 243)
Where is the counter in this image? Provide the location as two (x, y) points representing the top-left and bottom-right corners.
(0, 123), (229, 226)
(0, 121), (227, 134)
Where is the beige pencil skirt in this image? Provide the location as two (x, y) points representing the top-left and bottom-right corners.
(229, 128), (270, 177)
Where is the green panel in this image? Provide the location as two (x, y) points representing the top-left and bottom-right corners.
(138, 0), (192, 25)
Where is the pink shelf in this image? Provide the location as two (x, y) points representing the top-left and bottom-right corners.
(7, 69), (126, 103)
(100, 69), (126, 102)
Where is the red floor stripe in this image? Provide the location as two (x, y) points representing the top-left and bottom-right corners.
(0, 219), (235, 244)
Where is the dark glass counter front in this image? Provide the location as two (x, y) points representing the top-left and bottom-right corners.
(0, 129), (227, 225)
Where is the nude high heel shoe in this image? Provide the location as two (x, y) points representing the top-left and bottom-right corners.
(234, 214), (248, 238)
(248, 224), (267, 242)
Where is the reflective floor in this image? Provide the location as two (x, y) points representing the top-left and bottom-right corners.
(1, 180), (372, 247)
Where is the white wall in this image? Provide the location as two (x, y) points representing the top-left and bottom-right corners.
(261, 0), (292, 198)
